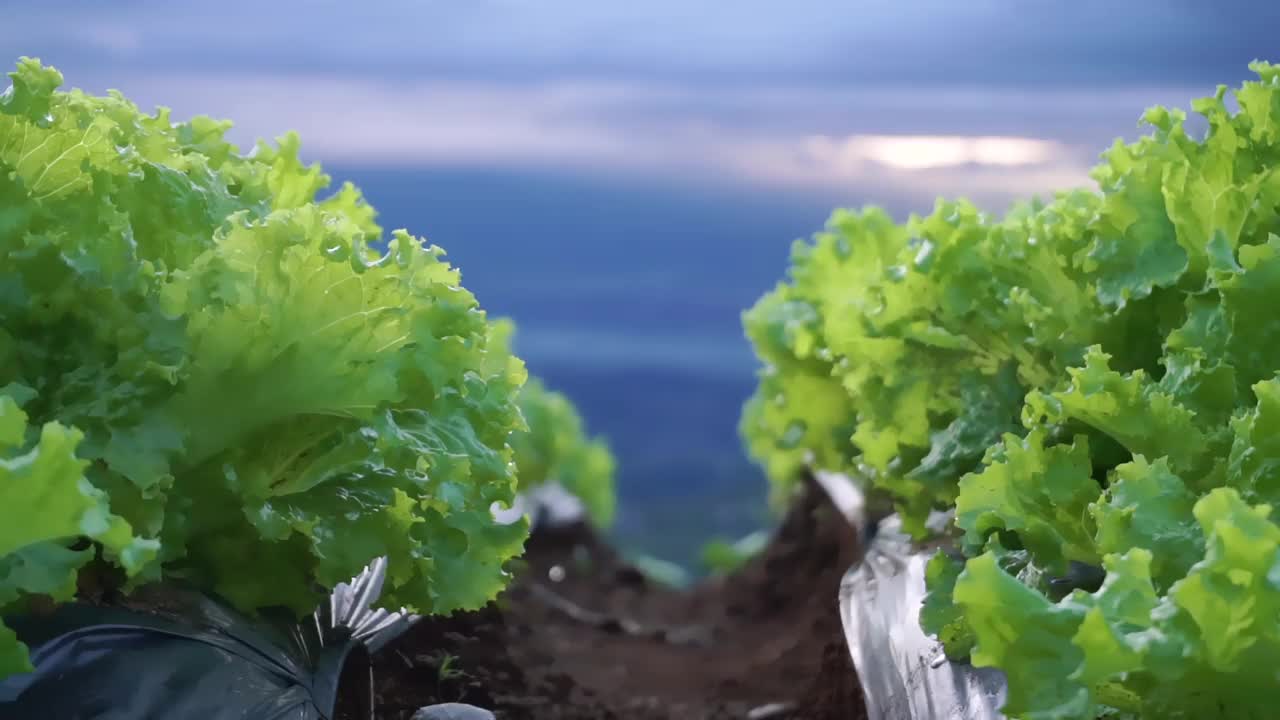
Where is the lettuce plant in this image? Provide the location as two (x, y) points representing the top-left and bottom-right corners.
(0, 58), (529, 675)
(743, 62), (1280, 718)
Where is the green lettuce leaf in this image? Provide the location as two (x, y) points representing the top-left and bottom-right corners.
(0, 394), (156, 673)
(0, 57), (530, 636)
(956, 430), (1099, 572)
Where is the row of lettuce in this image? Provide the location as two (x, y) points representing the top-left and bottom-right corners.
(740, 62), (1280, 719)
(0, 58), (615, 677)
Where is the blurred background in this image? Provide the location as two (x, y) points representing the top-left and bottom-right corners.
(6, 0), (1276, 569)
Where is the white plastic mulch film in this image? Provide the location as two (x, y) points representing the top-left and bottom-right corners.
(491, 481), (586, 530)
(815, 471), (1010, 720)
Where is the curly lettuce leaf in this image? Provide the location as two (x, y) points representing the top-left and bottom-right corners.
(740, 257), (860, 502)
(1023, 347), (1207, 474)
(956, 486), (1280, 719)
(1, 58), (529, 626)
(956, 430), (1099, 573)
(741, 194), (1112, 531)
(1090, 456), (1202, 589)
(954, 551), (1094, 719)
(0, 394), (157, 674)
(919, 550), (975, 658)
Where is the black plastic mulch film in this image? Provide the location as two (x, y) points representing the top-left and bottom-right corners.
(0, 585), (372, 720)
(0, 491), (576, 720)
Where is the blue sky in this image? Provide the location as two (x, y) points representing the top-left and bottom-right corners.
(6, 1), (1277, 209)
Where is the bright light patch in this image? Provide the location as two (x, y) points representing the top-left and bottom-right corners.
(806, 134), (1059, 170)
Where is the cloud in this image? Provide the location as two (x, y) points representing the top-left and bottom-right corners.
(6, 0), (1276, 91)
(804, 135), (1060, 171)
(726, 133), (1096, 206)
(6, 0), (1264, 210)
(47, 68), (1192, 208)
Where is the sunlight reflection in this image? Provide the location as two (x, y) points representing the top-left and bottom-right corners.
(805, 134), (1058, 170)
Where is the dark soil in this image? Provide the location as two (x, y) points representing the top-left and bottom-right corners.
(372, 477), (868, 720)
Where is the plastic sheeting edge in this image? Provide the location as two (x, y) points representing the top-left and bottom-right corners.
(839, 514), (1009, 720)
